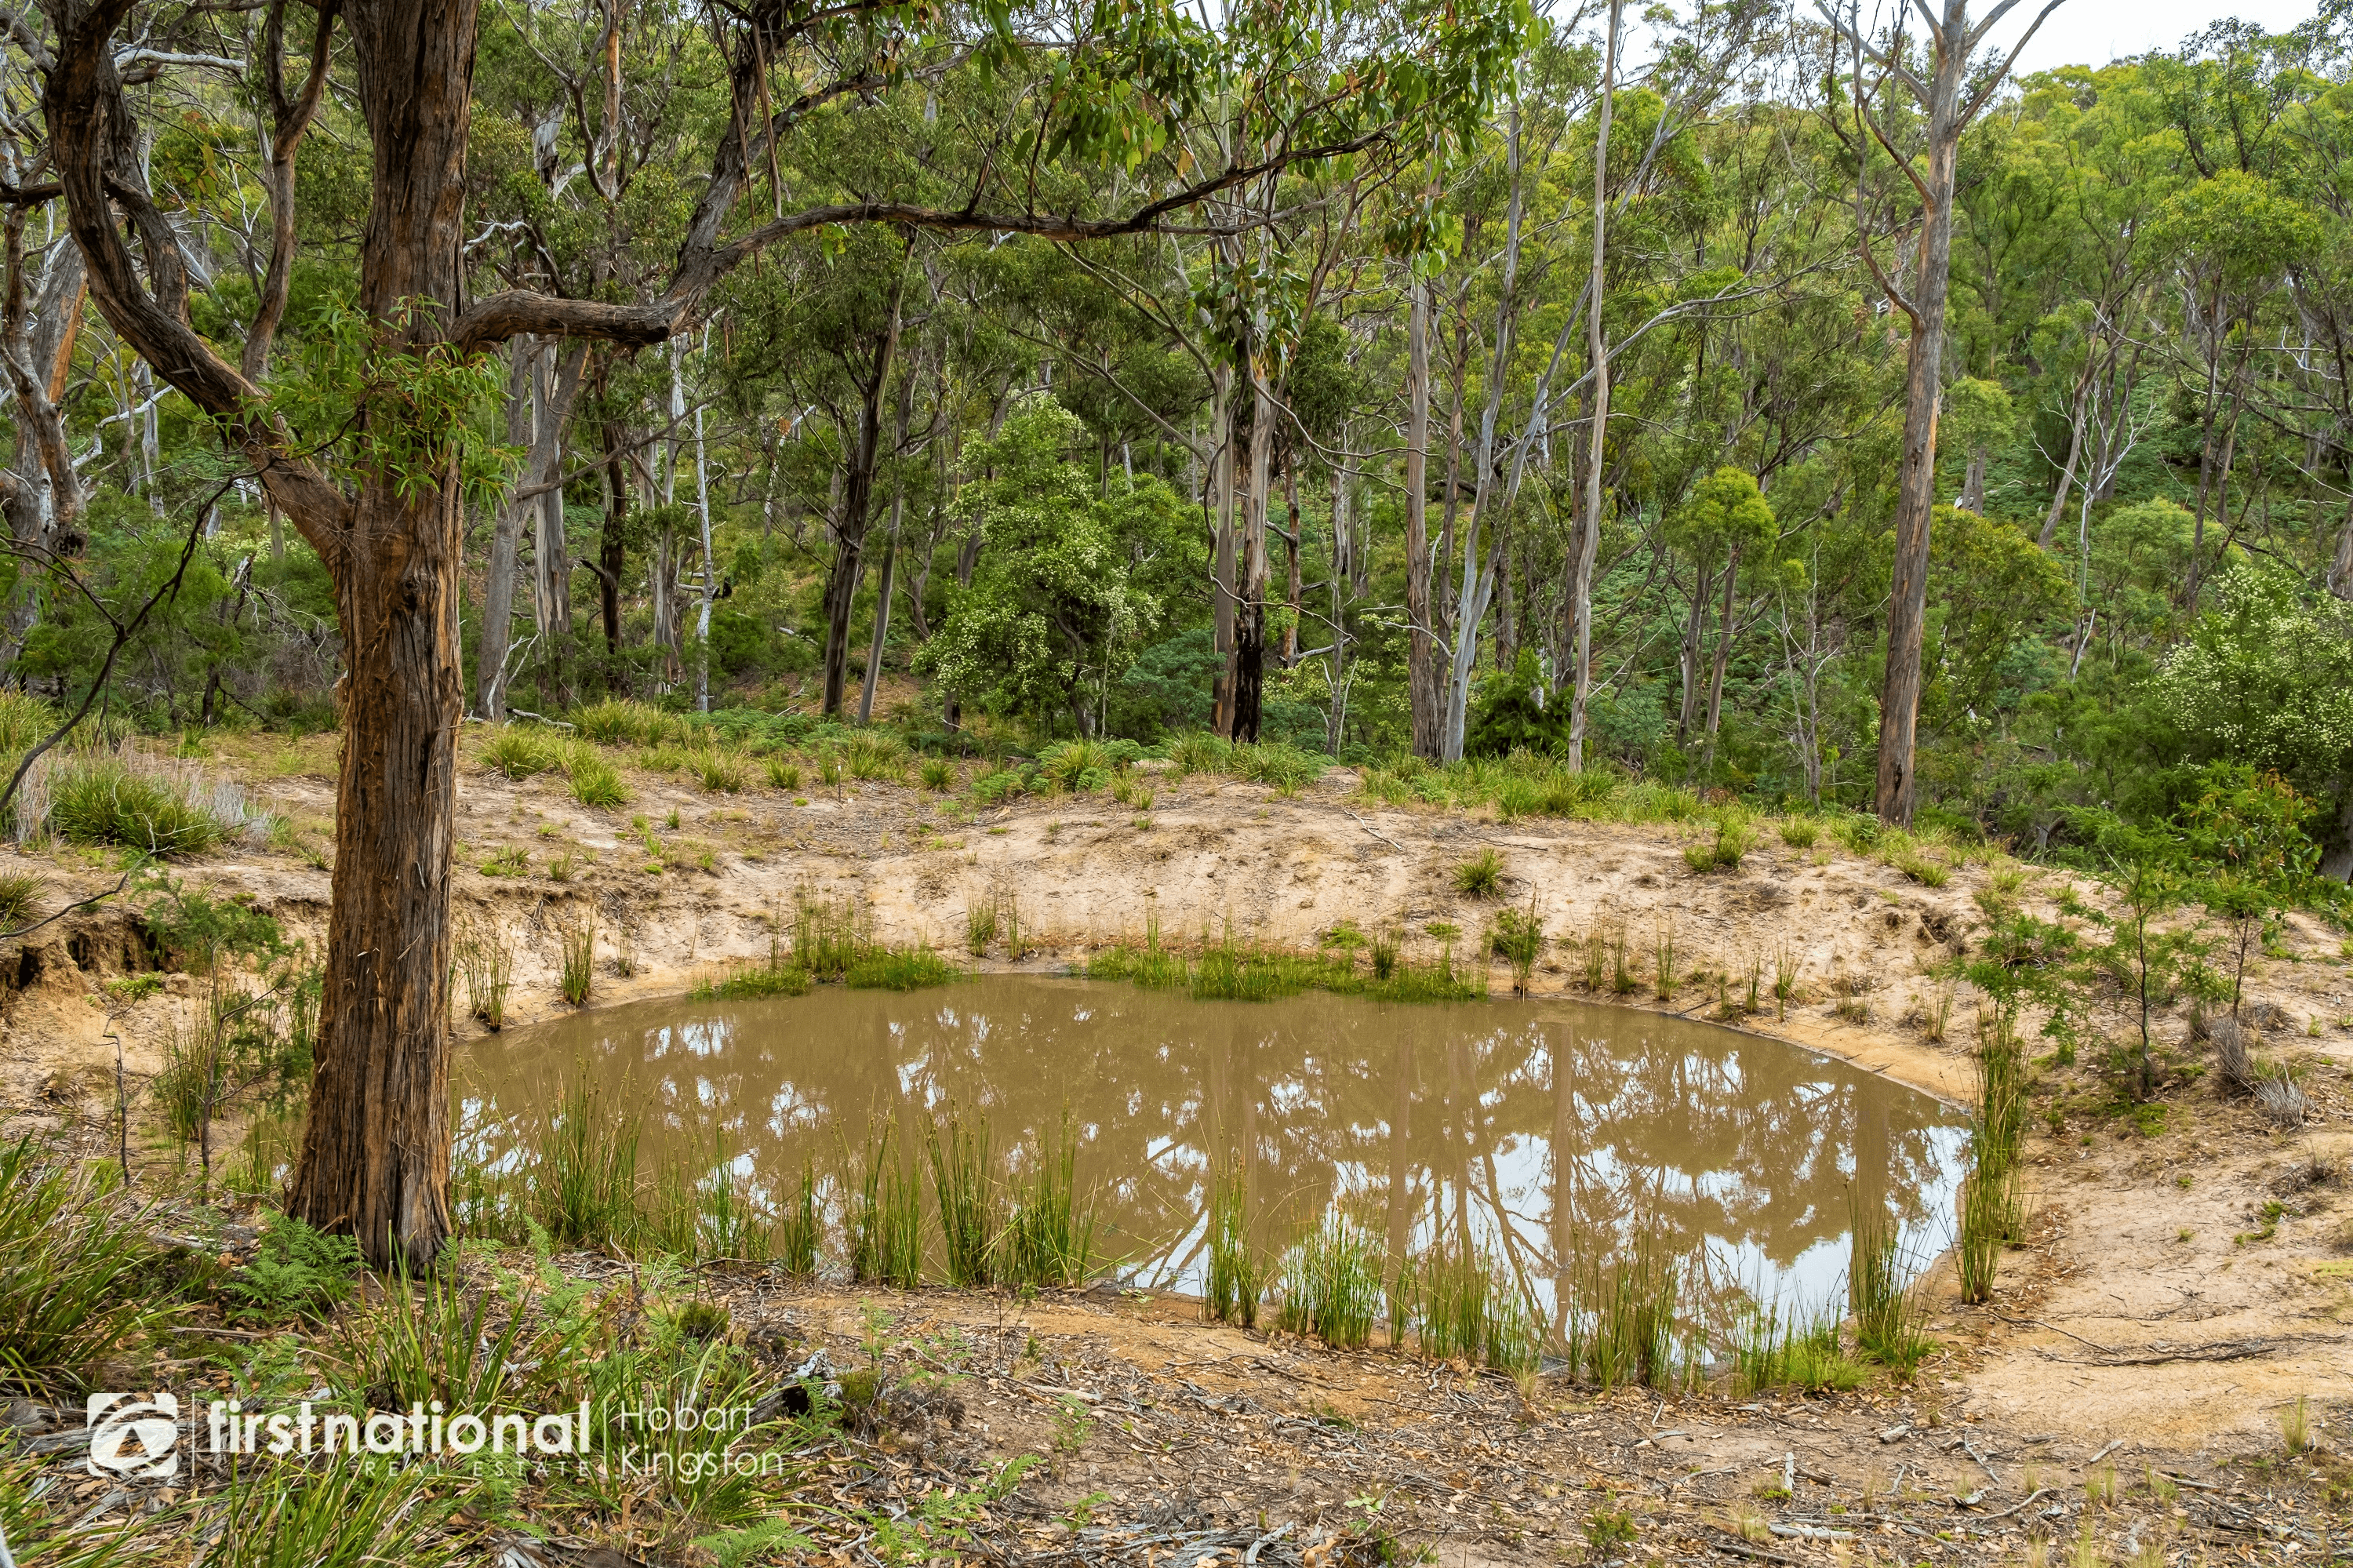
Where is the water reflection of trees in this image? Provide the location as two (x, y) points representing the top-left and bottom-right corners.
(460, 979), (1958, 1318)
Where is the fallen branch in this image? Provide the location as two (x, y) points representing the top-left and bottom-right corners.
(1344, 809), (1406, 853)
(2037, 1335), (2343, 1368)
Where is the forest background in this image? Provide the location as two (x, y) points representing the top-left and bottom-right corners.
(5, 0), (2353, 887)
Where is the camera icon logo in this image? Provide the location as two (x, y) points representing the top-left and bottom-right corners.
(85, 1393), (179, 1479)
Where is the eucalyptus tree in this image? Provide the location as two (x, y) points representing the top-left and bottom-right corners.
(1817, 0), (2067, 825)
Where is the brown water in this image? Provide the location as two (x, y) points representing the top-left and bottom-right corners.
(459, 977), (1964, 1319)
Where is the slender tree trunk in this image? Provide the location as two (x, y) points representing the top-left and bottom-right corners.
(1701, 542), (1740, 773)
(824, 267), (907, 715)
(1281, 447), (1300, 668)
(1405, 278), (1442, 759)
(472, 338), (532, 715)
(0, 221), (87, 670)
(1441, 101), (1526, 762)
(2036, 369), (2090, 549)
(2327, 493), (2353, 602)
(1231, 337), (1271, 744)
(1676, 557), (1709, 739)
(1958, 444), (1988, 512)
(693, 384), (715, 713)
(1873, 154), (1958, 820)
(598, 413), (628, 658)
(1209, 364), (1237, 735)
(1566, 0), (1619, 774)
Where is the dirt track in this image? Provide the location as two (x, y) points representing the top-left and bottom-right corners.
(2, 735), (2350, 1501)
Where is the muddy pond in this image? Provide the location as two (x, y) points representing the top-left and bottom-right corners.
(460, 977), (1965, 1325)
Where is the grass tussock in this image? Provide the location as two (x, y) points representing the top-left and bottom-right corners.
(1353, 750), (1705, 828)
(562, 743), (631, 809)
(24, 743), (263, 855)
(0, 1137), (176, 1392)
(478, 723), (562, 779)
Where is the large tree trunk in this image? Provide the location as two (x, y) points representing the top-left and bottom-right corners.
(296, 479), (460, 1268)
(1404, 279), (1442, 759)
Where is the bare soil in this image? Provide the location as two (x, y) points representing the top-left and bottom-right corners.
(3, 734), (2350, 1560)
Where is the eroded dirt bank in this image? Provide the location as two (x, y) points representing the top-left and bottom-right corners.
(2, 744), (2349, 1559)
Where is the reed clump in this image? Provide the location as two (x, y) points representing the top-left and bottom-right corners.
(776, 1161), (822, 1278)
(1849, 1191), (1929, 1374)
(1569, 1235), (1688, 1391)
(1402, 1236), (1537, 1373)
(559, 904), (596, 1007)
(691, 890), (957, 997)
(1004, 1112), (1096, 1289)
(1731, 1300), (1868, 1395)
(1275, 1214), (1384, 1352)
(926, 1106), (1002, 1289)
(529, 1074), (640, 1250)
(1204, 1159), (1264, 1330)
(850, 1122), (924, 1289)
(1958, 1006), (2031, 1304)
(1486, 903), (1544, 995)
(456, 915), (515, 1030)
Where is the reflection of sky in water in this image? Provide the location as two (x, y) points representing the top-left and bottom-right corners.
(461, 977), (1966, 1330)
